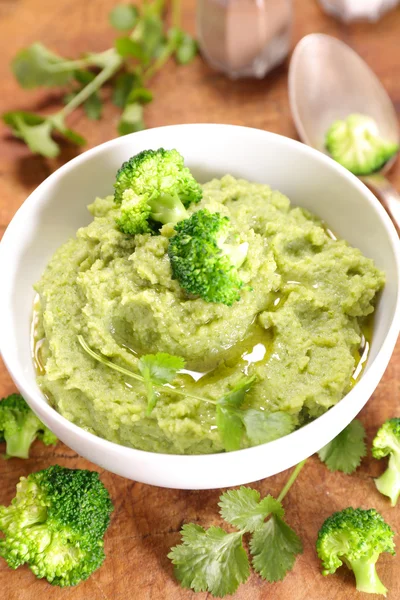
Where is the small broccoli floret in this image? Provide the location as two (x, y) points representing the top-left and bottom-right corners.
(316, 507), (395, 596)
(0, 394), (57, 459)
(325, 114), (399, 176)
(114, 148), (202, 234)
(372, 418), (400, 507)
(0, 465), (113, 586)
(168, 209), (249, 306)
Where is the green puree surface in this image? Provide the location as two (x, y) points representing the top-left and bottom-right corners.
(34, 176), (385, 454)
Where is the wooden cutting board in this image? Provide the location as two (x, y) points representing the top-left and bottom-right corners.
(0, 1), (399, 598)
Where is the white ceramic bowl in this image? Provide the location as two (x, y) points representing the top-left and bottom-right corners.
(0, 124), (399, 489)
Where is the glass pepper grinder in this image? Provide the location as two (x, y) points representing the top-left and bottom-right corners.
(318, 0), (400, 22)
(197, 0), (293, 79)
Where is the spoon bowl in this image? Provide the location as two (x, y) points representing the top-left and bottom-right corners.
(289, 33), (400, 231)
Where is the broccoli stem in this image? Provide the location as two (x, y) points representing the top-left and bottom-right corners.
(375, 452), (400, 507)
(348, 555), (388, 596)
(5, 415), (42, 459)
(149, 193), (188, 225)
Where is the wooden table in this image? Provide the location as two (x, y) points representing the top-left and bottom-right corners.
(0, 1), (399, 598)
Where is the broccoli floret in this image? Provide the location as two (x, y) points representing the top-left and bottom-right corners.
(114, 148), (202, 235)
(325, 114), (399, 176)
(0, 465), (113, 586)
(372, 418), (400, 507)
(316, 507), (395, 596)
(168, 209), (249, 306)
(0, 394), (57, 459)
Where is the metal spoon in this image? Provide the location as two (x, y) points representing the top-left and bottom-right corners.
(288, 33), (400, 234)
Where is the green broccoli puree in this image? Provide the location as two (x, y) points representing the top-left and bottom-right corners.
(34, 176), (384, 454)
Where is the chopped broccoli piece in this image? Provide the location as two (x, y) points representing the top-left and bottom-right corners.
(168, 209), (249, 306)
(0, 465), (113, 586)
(372, 418), (400, 506)
(114, 148), (202, 235)
(325, 114), (399, 176)
(316, 507), (395, 596)
(0, 394), (57, 459)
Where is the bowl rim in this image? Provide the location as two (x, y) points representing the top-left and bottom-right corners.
(1, 123), (399, 485)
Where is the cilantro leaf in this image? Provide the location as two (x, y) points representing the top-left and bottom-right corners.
(109, 4), (139, 30)
(117, 102), (145, 135)
(243, 410), (295, 446)
(127, 87), (153, 104)
(112, 72), (138, 107)
(12, 43), (75, 88)
(3, 111), (59, 157)
(219, 488), (283, 533)
(115, 37), (146, 61)
(84, 91), (102, 120)
(138, 353), (185, 385)
(215, 377), (256, 451)
(176, 33), (198, 65)
(168, 524), (250, 597)
(318, 419), (366, 474)
(216, 406), (245, 452)
(250, 514), (303, 581)
(218, 376), (256, 409)
(138, 353), (185, 414)
(133, 13), (164, 61)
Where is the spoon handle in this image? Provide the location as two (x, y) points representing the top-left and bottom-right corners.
(361, 174), (400, 236)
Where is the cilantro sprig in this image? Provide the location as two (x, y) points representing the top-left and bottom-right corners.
(4, 0), (197, 157)
(77, 335), (295, 451)
(318, 419), (367, 474)
(168, 460), (306, 596)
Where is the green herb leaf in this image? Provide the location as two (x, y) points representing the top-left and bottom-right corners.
(138, 353), (185, 415)
(3, 111), (60, 157)
(49, 113), (86, 146)
(215, 377), (256, 451)
(218, 376), (256, 409)
(133, 14), (164, 60)
(112, 72), (138, 107)
(109, 4), (139, 30)
(117, 102), (145, 135)
(318, 419), (366, 474)
(84, 91), (102, 120)
(250, 515), (303, 581)
(138, 353), (185, 385)
(12, 43), (75, 88)
(168, 524), (250, 597)
(115, 37), (146, 60)
(176, 33), (198, 65)
(216, 405), (245, 452)
(243, 410), (295, 446)
(219, 488), (283, 533)
(127, 87), (153, 104)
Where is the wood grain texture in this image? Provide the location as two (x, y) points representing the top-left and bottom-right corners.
(0, 0), (399, 598)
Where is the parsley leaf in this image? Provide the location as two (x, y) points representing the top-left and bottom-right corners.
(219, 487), (282, 533)
(12, 43), (75, 88)
(109, 4), (139, 31)
(138, 353), (185, 414)
(216, 377), (256, 451)
(250, 514), (303, 582)
(168, 524), (250, 597)
(243, 410), (295, 446)
(318, 419), (366, 474)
